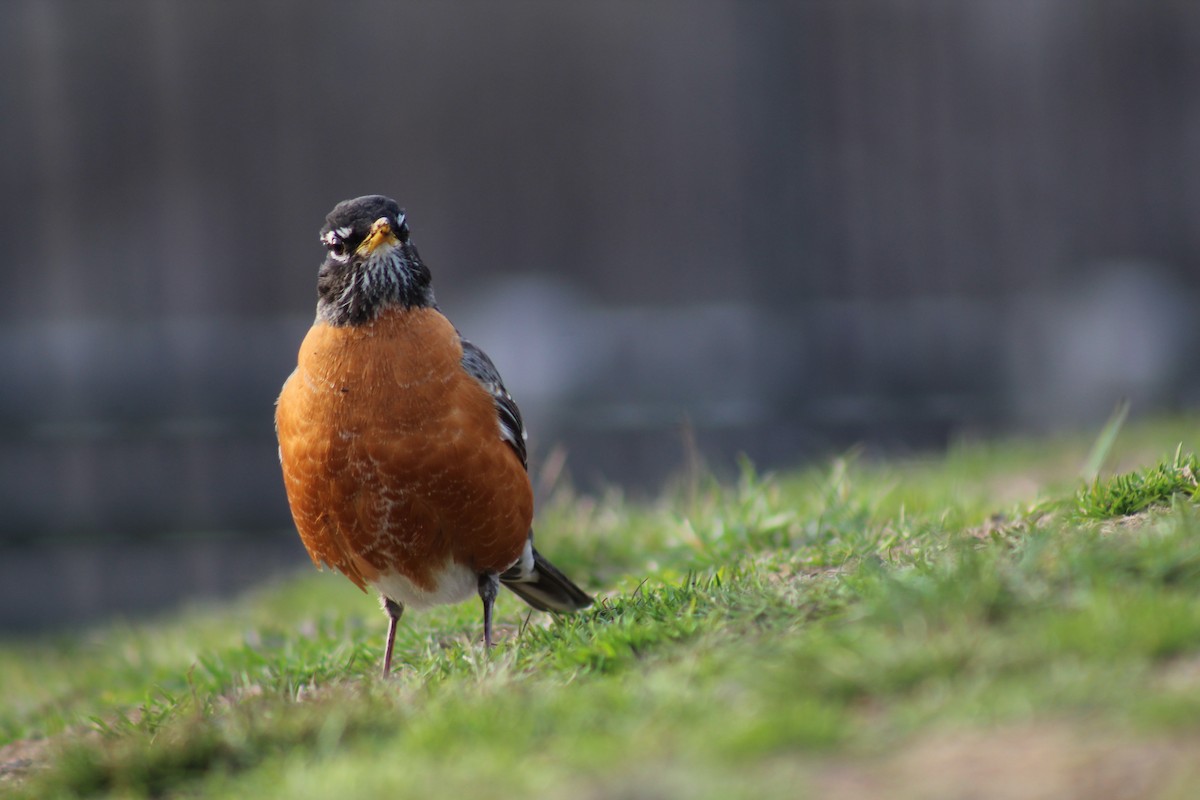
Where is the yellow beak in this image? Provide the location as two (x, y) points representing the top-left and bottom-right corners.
(358, 217), (400, 255)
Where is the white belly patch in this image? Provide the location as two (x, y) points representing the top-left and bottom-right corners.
(371, 560), (477, 610)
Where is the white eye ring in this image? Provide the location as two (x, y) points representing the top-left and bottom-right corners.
(322, 230), (351, 262)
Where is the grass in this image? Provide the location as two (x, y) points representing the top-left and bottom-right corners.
(1076, 444), (1200, 519)
(4, 417), (1200, 798)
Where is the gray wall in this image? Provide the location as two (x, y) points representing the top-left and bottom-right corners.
(3, 0), (1199, 627)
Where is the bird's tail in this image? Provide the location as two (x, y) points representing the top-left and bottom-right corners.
(501, 544), (593, 613)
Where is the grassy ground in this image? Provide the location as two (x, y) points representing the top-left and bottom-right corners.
(3, 417), (1200, 798)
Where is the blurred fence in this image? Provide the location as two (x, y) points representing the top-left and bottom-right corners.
(2, 0), (1200, 628)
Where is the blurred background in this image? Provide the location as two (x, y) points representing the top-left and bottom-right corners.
(3, 0), (1199, 630)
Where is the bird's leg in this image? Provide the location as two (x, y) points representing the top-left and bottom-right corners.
(477, 573), (500, 648)
(381, 597), (404, 678)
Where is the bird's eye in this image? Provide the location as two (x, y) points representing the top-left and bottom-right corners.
(322, 226), (354, 261)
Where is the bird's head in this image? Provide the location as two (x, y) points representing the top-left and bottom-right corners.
(315, 195), (434, 325)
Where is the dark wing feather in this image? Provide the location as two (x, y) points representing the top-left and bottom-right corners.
(459, 337), (528, 469)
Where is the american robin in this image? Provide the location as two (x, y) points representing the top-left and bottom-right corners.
(276, 195), (592, 677)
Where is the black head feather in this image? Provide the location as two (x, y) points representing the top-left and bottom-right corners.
(314, 195), (432, 325)
(320, 195), (409, 243)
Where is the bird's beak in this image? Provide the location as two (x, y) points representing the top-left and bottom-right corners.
(358, 217), (400, 255)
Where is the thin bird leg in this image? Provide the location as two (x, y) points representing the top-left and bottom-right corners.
(477, 573), (500, 648)
(381, 597), (404, 678)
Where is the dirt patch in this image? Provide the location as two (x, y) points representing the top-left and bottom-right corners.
(1096, 510), (1161, 537)
(0, 736), (52, 787)
(816, 723), (1199, 800)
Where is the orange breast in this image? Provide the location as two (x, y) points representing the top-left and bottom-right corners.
(275, 307), (534, 593)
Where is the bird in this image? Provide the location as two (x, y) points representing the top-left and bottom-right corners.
(275, 194), (592, 677)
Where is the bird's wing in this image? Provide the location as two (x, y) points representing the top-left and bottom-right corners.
(459, 337), (528, 469)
